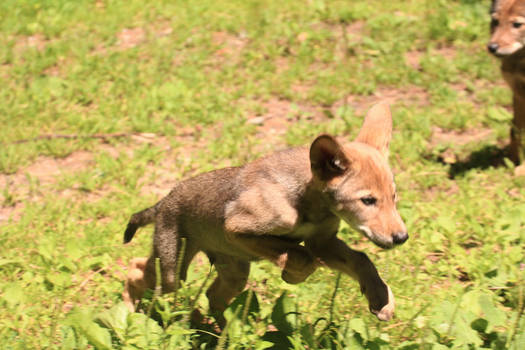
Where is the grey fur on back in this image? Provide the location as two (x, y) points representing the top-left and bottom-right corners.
(123, 147), (315, 254)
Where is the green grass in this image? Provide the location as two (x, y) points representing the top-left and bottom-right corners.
(1, 0), (524, 349)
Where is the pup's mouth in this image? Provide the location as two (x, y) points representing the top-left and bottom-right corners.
(332, 210), (395, 249)
(489, 44), (525, 58)
(490, 50), (512, 58)
(490, 51), (505, 58)
(357, 225), (394, 249)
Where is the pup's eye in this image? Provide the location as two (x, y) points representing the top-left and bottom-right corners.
(513, 22), (523, 28)
(491, 18), (499, 27)
(360, 196), (377, 206)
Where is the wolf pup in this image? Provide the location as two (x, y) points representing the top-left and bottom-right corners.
(123, 102), (408, 323)
(488, 0), (525, 167)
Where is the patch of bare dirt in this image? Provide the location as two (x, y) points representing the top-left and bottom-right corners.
(1, 151), (94, 189)
(247, 98), (325, 132)
(15, 34), (47, 52)
(275, 56), (290, 74)
(244, 86), (429, 152)
(92, 27), (148, 56)
(92, 23), (174, 57)
(137, 156), (178, 198)
(246, 99), (299, 153)
(0, 151), (95, 222)
(423, 181), (460, 201)
(244, 97), (331, 154)
(316, 20), (365, 42)
(247, 99), (290, 133)
(435, 46), (457, 60)
(116, 27), (146, 49)
(405, 46), (457, 70)
(0, 202), (25, 223)
(291, 82), (312, 97)
(345, 21), (365, 37)
(430, 126), (493, 147)
(148, 20), (173, 39)
(405, 50), (423, 70)
(43, 65), (60, 76)
(448, 79), (509, 106)
(313, 20), (366, 59)
(134, 128), (214, 197)
(332, 85), (430, 116)
(0, 129), (214, 222)
(211, 31), (248, 61)
(41, 56), (68, 77)
(32, 151), (93, 179)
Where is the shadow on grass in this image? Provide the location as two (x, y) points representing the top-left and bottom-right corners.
(446, 144), (509, 179)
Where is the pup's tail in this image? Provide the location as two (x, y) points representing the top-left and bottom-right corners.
(124, 206), (157, 243)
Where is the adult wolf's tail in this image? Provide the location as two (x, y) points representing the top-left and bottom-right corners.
(123, 206), (156, 243)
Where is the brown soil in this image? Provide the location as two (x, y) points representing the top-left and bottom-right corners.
(0, 131), (207, 223)
(211, 31), (248, 61)
(116, 28), (146, 49)
(15, 34), (47, 52)
(332, 85), (430, 116)
(405, 46), (457, 70)
(430, 126), (493, 147)
(0, 151), (94, 222)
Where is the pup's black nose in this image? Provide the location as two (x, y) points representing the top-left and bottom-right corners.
(487, 42), (499, 54)
(392, 232), (408, 245)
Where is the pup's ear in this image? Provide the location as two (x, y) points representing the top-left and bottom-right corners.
(355, 102), (392, 158)
(310, 135), (350, 181)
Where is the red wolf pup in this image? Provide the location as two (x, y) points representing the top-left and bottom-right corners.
(123, 102), (407, 325)
(488, 0), (525, 171)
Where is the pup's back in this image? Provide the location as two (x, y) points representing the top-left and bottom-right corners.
(124, 147), (312, 257)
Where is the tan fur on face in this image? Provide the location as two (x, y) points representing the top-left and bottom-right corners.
(490, 0), (525, 55)
(326, 142), (405, 248)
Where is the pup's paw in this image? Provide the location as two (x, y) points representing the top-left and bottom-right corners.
(370, 284), (394, 321)
(363, 278), (395, 321)
(514, 164), (525, 177)
(123, 257), (148, 312)
(122, 285), (138, 312)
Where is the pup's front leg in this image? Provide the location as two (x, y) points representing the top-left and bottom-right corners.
(225, 188), (318, 283)
(226, 233), (318, 284)
(307, 237), (395, 321)
(510, 94), (525, 168)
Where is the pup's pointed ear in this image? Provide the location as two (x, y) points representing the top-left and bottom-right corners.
(355, 102), (392, 158)
(310, 135), (350, 181)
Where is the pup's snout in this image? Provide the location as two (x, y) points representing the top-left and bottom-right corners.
(487, 42), (499, 54)
(392, 232), (408, 245)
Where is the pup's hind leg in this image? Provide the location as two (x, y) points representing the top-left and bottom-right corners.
(123, 231), (198, 311)
(206, 255), (250, 327)
(123, 257), (155, 311)
(153, 230), (199, 295)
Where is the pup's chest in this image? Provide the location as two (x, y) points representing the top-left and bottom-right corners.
(284, 216), (340, 241)
(284, 222), (318, 240)
(502, 58), (525, 94)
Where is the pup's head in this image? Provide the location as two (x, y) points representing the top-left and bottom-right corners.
(310, 102), (407, 249)
(488, 0), (525, 57)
